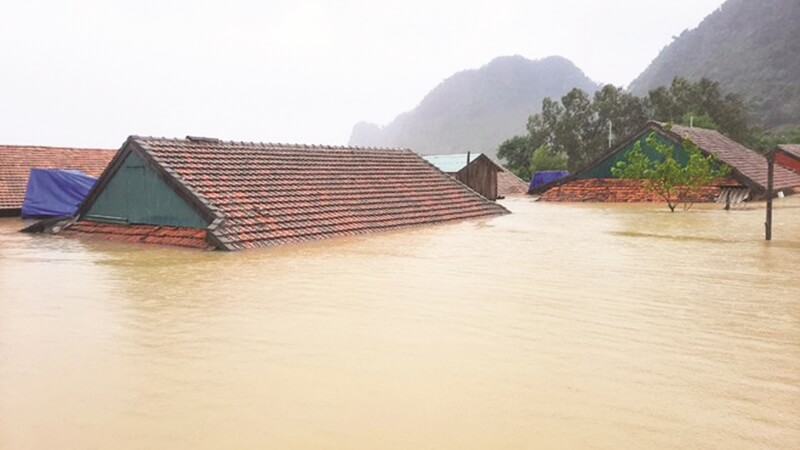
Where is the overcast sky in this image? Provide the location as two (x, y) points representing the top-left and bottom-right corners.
(0, 0), (725, 148)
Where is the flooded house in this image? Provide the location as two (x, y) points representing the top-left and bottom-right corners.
(0, 144), (114, 216)
(47, 136), (508, 250)
(496, 168), (530, 196)
(423, 152), (528, 200)
(530, 121), (800, 203)
(774, 144), (800, 174)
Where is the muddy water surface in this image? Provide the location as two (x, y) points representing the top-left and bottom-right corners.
(1, 198), (799, 449)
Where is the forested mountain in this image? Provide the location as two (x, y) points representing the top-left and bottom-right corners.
(348, 56), (599, 157)
(629, 0), (800, 128)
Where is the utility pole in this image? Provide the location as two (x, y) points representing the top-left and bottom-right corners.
(766, 151), (774, 241)
(465, 151), (471, 187)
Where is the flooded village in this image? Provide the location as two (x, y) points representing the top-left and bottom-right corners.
(2, 123), (800, 449)
(3, 0), (800, 449)
(2, 194), (800, 449)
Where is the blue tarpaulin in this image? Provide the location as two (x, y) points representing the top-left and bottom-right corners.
(530, 170), (570, 190)
(21, 169), (98, 218)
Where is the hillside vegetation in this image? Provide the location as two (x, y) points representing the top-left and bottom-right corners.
(629, 0), (800, 128)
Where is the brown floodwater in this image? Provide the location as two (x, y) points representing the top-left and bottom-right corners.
(1, 197), (799, 449)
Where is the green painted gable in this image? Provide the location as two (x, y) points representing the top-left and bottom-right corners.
(579, 131), (690, 179)
(85, 151), (207, 228)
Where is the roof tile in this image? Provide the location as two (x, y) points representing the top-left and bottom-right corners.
(669, 125), (800, 191)
(75, 138), (508, 250)
(497, 171), (528, 195)
(0, 145), (114, 211)
(540, 178), (740, 202)
(777, 144), (800, 160)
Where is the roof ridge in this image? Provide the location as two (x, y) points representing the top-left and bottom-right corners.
(423, 152), (483, 158)
(0, 144), (112, 151)
(130, 135), (413, 152)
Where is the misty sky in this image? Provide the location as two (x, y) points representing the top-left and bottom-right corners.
(1, 0), (725, 148)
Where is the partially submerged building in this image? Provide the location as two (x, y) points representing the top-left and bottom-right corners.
(774, 144), (800, 174)
(531, 122), (800, 202)
(53, 136), (508, 250)
(0, 144), (113, 216)
(765, 144), (800, 240)
(423, 153), (527, 199)
(497, 170), (530, 196)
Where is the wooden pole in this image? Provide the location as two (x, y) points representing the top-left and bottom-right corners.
(465, 152), (471, 188)
(766, 151), (774, 241)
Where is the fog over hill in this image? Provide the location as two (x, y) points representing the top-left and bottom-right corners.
(349, 55), (599, 157)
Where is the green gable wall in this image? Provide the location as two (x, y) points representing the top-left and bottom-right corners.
(85, 151), (207, 228)
(579, 131), (690, 179)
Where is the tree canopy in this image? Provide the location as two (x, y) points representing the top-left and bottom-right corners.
(497, 77), (785, 177)
(610, 132), (730, 212)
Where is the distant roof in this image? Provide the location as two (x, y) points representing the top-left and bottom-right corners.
(76, 138), (508, 250)
(497, 171), (528, 195)
(0, 144), (114, 212)
(532, 122), (800, 194)
(423, 153), (483, 173)
(666, 124), (800, 192)
(777, 144), (800, 159)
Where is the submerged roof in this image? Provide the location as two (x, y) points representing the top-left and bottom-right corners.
(776, 144), (800, 159)
(76, 137), (508, 250)
(532, 122), (800, 194)
(667, 124), (800, 191)
(423, 153), (484, 173)
(0, 144), (113, 211)
(497, 171), (529, 195)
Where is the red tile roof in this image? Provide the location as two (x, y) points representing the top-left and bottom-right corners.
(665, 124), (800, 192)
(497, 171), (528, 195)
(0, 145), (114, 212)
(777, 144), (800, 160)
(540, 178), (741, 202)
(74, 137), (509, 250)
(63, 221), (211, 249)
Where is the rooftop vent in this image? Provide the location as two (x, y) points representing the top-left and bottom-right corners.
(186, 136), (221, 144)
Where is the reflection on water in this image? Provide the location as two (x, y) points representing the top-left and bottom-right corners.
(1, 198), (799, 449)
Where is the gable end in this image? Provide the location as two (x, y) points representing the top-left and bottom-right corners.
(78, 139), (220, 232)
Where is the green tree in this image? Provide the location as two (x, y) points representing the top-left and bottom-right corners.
(611, 132), (730, 212)
(497, 135), (535, 179)
(748, 126), (800, 153)
(498, 77), (755, 178)
(528, 145), (567, 174)
(524, 85), (649, 171)
(497, 76), (758, 179)
(649, 77), (750, 142)
(678, 113), (717, 130)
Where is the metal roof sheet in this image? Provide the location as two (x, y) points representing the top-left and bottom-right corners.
(423, 153), (482, 173)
